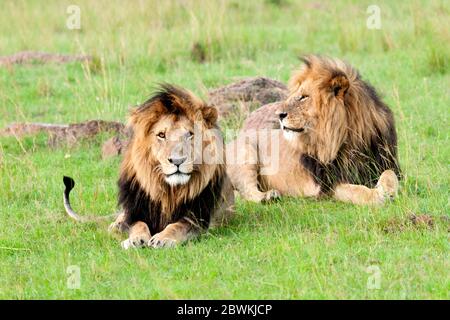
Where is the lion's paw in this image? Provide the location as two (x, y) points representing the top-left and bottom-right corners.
(376, 170), (399, 201)
(262, 189), (281, 203)
(121, 233), (151, 250)
(148, 233), (178, 249)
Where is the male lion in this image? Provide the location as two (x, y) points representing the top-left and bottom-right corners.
(227, 55), (400, 205)
(64, 85), (234, 248)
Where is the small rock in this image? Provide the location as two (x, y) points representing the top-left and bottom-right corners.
(191, 42), (207, 63)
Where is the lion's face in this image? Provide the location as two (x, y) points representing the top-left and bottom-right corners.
(126, 85), (221, 190)
(278, 56), (350, 163)
(278, 77), (320, 143)
(150, 115), (196, 186)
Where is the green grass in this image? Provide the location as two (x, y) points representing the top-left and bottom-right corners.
(0, 0), (449, 299)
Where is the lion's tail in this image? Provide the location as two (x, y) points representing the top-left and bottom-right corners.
(63, 176), (118, 222)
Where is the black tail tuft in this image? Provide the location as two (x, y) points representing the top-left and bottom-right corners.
(63, 176), (75, 194)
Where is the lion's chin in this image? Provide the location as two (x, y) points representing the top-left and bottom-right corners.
(280, 121), (305, 142)
(164, 173), (191, 186)
(282, 128), (305, 142)
(282, 129), (294, 141)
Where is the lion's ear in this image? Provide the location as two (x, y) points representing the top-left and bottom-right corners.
(329, 73), (349, 100)
(202, 106), (218, 126)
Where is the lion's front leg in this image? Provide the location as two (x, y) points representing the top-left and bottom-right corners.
(333, 170), (399, 205)
(148, 219), (198, 249)
(227, 139), (280, 203)
(228, 162), (280, 203)
(121, 221), (152, 249)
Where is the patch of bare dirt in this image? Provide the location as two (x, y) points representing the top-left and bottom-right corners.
(0, 51), (92, 66)
(409, 213), (435, 227)
(381, 213), (438, 234)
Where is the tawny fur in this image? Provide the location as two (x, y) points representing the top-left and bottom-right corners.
(227, 55), (400, 205)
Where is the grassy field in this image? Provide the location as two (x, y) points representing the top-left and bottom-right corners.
(0, 0), (449, 299)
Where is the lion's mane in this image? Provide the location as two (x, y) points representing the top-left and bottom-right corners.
(292, 56), (400, 192)
(118, 85), (225, 234)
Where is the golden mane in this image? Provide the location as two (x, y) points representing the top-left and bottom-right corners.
(289, 55), (400, 190)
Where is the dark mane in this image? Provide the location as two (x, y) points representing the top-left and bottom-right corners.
(301, 100), (400, 194)
(136, 83), (199, 116)
(118, 171), (225, 235)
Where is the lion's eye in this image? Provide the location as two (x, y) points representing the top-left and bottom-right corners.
(187, 131), (194, 140)
(157, 132), (166, 139)
(295, 95), (309, 102)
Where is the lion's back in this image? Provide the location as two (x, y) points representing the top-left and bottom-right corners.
(242, 102), (283, 131)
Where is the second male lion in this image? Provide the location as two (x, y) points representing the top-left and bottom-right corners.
(227, 55), (400, 205)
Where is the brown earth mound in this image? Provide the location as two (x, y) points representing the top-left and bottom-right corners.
(208, 77), (288, 117)
(0, 120), (126, 147)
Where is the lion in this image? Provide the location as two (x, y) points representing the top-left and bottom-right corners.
(63, 84), (234, 248)
(227, 55), (400, 205)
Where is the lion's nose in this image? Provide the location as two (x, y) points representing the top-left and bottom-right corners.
(278, 112), (288, 120)
(168, 156), (187, 166)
